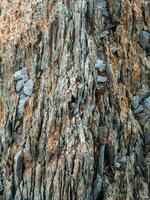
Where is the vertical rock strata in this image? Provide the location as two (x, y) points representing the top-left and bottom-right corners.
(0, 0), (150, 199)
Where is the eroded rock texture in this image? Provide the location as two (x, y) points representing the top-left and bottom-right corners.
(0, 0), (150, 199)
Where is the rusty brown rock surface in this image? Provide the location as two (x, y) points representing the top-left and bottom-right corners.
(0, 0), (150, 199)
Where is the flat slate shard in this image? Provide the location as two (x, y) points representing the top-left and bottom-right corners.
(97, 75), (107, 83)
(23, 80), (34, 96)
(99, 30), (109, 39)
(117, 155), (126, 164)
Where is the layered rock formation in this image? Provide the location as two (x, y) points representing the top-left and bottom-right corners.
(0, 0), (150, 199)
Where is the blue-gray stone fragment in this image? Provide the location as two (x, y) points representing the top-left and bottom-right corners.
(96, 1), (107, 9)
(95, 60), (106, 72)
(134, 105), (144, 114)
(23, 80), (34, 96)
(144, 96), (150, 109)
(131, 96), (140, 109)
(96, 1), (108, 17)
(13, 70), (22, 80)
(97, 75), (107, 83)
(13, 68), (28, 81)
(117, 155), (126, 164)
(16, 80), (25, 92)
(100, 30), (109, 39)
(139, 31), (150, 49)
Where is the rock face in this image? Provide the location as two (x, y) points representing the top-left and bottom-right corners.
(0, 0), (150, 199)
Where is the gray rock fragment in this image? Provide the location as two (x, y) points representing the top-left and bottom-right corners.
(96, 1), (107, 9)
(13, 70), (22, 80)
(96, 1), (108, 17)
(117, 155), (126, 164)
(144, 96), (150, 109)
(17, 94), (27, 118)
(139, 31), (150, 49)
(131, 96), (140, 109)
(23, 80), (34, 96)
(95, 60), (106, 72)
(134, 105), (144, 114)
(13, 68), (28, 81)
(14, 150), (23, 187)
(100, 30), (109, 39)
(16, 80), (25, 92)
(97, 75), (107, 83)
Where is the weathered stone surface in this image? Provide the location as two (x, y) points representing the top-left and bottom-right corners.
(0, 0), (150, 199)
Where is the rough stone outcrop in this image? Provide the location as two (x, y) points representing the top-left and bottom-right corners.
(0, 0), (150, 199)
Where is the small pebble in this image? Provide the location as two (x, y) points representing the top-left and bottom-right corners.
(115, 162), (121, 168)
(13, 70), (22, 80)
(96, 1), (107, 9)
(23, 80), (34, 96)
(117, 155), (126, 164)
(144, 96), (150, 109)
(97, 75), (107, 83)
(95, 60), (106, 72)
(96, 1), (108, 17)
(16, 80), (25, 92)
(100, 30), (109, 39)
(134, 105), (144, 114)
(131, 96), (140, 109)
(139, 31), (150, 49)
(13, 68), (28, 81)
